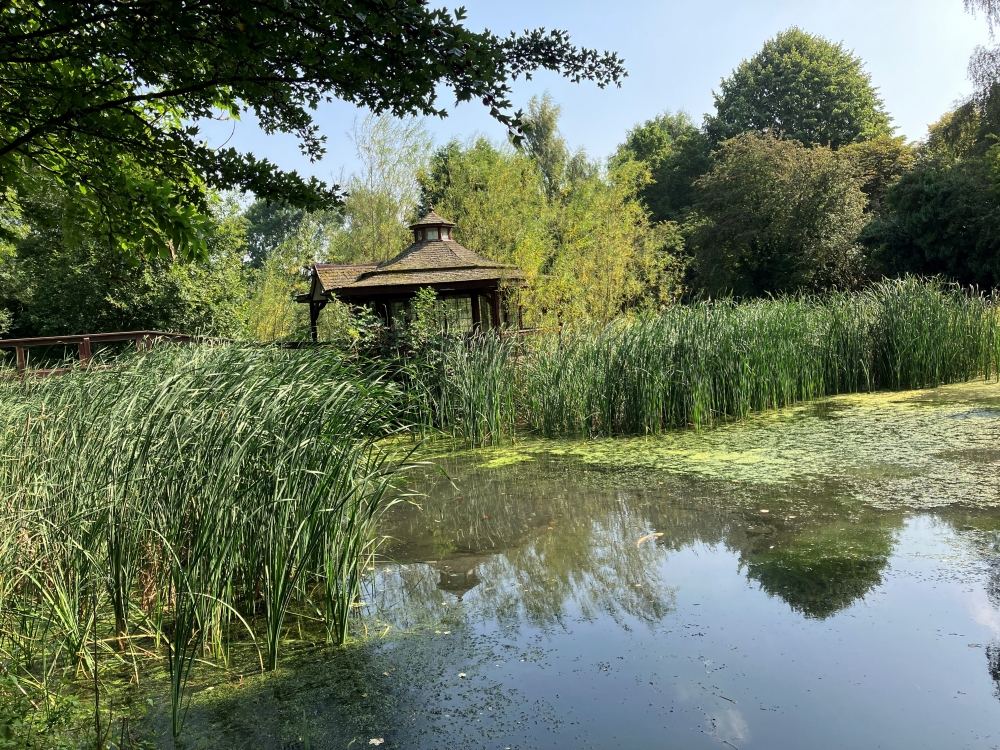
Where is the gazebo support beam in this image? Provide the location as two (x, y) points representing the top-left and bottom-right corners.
(309, 299), (327, 341)
(490, 290), (501, 331)
(470, 293), (481, 332)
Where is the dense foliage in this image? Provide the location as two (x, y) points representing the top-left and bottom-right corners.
(0, 186), (249, 338)
(705, 28), (892, 148)
(0, 346), (406, 742)
(686, 133), (868, 296)
(0, 0), (624, 261)
(419, 96), (686, 323)
(3, 17), (999, 337)
(862, 105), (1000, 288)
(614, 111), (711, 223)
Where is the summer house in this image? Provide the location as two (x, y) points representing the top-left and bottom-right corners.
(298, 210), (525, 340)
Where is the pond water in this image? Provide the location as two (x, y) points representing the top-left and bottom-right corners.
(175, 381), (1000, 749)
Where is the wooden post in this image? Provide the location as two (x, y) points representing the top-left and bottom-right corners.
(309, 299), (327, 341)
(490, 289), (501, 331)
(15, 346), (25, 373)
(78, 337), (91, 367)
(470, 293), (481, 332)
(309, 300), (319, 341)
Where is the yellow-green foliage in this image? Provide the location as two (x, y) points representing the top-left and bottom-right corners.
(419, 104), (686, 327)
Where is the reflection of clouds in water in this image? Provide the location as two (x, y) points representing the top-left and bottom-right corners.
(381, 463), (684, 629)
(706, 707), (751, 746)
(384, 453), (908, 626)
(969, 598), (1000, 637)
(674, 679), (750, 744)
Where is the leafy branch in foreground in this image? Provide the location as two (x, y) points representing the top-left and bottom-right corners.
(0, 0), (626, 260)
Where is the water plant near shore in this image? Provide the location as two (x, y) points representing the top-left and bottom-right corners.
(521, 278), (1000, 436)
(0, 277), (997, 745)
(0, 345), (407, 742)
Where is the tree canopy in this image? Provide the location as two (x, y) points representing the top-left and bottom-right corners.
(419, 107), (684, 323)
(859, 103), (1000, 290)
(861, 156), (1000, 288)
(0, 0), (625, 260)
(614, 111), (711, 223)
(0, 186), (248, 337)
(705, 28), (892, 149)
(688, 133), (868, 296)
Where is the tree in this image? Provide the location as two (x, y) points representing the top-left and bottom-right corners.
(688, 133), (868, 296)
(244, 201), (308, 268)
(331, 114), (432, 263)
(521, 93), (586, 197)
(419, 136), (554, 302)
(245, 202), (354, 340)
(860, 156), (1000, 288)
(856, 84), (1000, 290)
(705, 28), (892, 149)
(615, 111), (711, 223)
(967, 0), (1000, 104)
(0, 187), (248, 337)
(550, 158), (684, 320)
(420, 124), (686, 323)
(839, 135), (916, 214)
(0, 1), (625, 260)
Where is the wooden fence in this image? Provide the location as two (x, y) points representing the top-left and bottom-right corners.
(0, 327), (551, 377)
(0, 331), (198, 376)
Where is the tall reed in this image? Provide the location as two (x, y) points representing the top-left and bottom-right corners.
(403, 331), (518, 447)
(521, 278), (1000, 436)
(0, 345), (406, 739)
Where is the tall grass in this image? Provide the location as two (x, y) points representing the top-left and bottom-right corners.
(521, 278), (1000, 436)
(403, 332), (518, 447)
(0, 345), (406, 740)
(0, 277), (996, 743)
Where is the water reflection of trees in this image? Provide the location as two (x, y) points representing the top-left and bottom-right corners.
(380, 456), (901, 628)
(967, 525), (1000, 701)
(379, 464), (678, 629)
(739, 522), (895, 618)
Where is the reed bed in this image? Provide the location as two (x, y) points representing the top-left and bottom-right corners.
(0, 345), (407, 741)
(521, 278), (1000, 436)
(403, 331), (519, 447)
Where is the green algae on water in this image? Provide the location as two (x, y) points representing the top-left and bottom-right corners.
(464, 381), (1000, 510)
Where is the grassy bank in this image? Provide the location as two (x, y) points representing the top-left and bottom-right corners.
(0, 346), (408, 745)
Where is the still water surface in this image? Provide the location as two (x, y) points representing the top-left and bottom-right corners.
(185, 382), (1000, 749)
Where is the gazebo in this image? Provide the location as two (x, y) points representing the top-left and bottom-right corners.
(298, 210), (525, 340)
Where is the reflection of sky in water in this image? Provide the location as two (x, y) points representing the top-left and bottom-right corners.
(361, 381), (1000, 748)
(369, 509), (1000, 749)
(172, 382), (1000, 748)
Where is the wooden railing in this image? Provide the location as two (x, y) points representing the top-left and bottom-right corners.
(0, 331), (197, 374)
(0, 327), (549, 376)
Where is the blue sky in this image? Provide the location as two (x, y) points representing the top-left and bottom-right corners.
(196, 0), (992, 186)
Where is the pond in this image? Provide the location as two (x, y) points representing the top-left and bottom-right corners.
(172, 380), (1000, 749)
